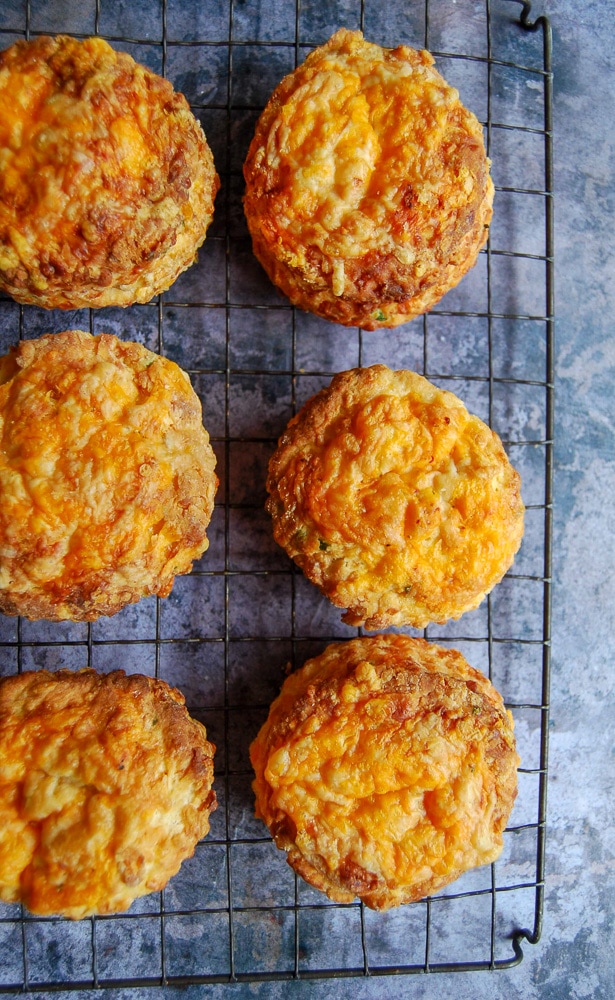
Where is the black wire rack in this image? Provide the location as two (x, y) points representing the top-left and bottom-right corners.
(0, 0), (553, 988)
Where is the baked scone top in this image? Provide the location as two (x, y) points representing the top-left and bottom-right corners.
(250, 634), (519, 910)
(0, 35), (219, 308)
(244, 29), (493, 328)
(0, 330), (217, 621)
(0, 669), (216, 919)
(266, 365), (524, 629)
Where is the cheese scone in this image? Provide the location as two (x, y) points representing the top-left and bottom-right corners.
(266, 365), (524, 629)
(0, 669), (216, 919)
(0, 35), (219, 308)
(243, 29), (493, 329)
(250, 634), (519, 910)
(0, 330), (218, 621)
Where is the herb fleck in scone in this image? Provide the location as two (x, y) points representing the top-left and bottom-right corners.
(0, 330), (218, 621)
(250, 635), (519, 910)
(0, 669), (216, 919)
(244, 29), (493, 329)
(266, 365), (524, 629)
(0, 35), (219, 308)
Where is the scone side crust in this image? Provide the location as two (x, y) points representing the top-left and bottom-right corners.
(250, 635), (519, 910)
(0, 35), (219, 308)
(243, 28), (493, 328)
(266, 365), (524, 629)
(0, 330), (218, 620)
(0, 668), (217, 918)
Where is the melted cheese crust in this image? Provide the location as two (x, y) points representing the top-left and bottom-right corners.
(0, 669), (216, 919)
(244, 29), (493, 329)
(250, 634), (519, 910)
(266, 365), (524, 629)
(0, 35), (219, 308)
(0, 330), (218, 621)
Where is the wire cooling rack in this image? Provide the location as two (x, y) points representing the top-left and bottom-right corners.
(0, 0), (553, 988)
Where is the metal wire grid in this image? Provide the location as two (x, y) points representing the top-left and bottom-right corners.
(0, 0), (553, 988)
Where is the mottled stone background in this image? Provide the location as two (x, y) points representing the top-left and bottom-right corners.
(0, 0), (613, 997)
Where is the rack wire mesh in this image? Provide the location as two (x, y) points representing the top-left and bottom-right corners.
(0, 0), (553, 988)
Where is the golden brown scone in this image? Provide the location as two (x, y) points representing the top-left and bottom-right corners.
(0, 668), (216, 919)
(0, 330), (218, 621)
(243, 29), (493, 329)
(250, 634), (519, 910)
(0, 35), (219, 308)
(266, 365), (524, 629)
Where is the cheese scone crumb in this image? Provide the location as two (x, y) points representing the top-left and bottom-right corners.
(0, 35), (219, 308)
(244, 29), (493, 329)
(0, 669), (216, 919)
(0, 330), (217, 621)
(266, 365), (524, 629)
(250, 634), (519, 910)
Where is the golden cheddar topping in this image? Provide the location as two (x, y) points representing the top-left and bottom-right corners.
(251, 635), (519, 910)
(244, 29), (493, 328)
(0, 669), (216, 918)
(266, 365), (524, 629)
(0, 35), (219, 308)
(0, 330), (218, 621)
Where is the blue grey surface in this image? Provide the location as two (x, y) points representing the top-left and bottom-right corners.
(0, 0), (613, 997)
